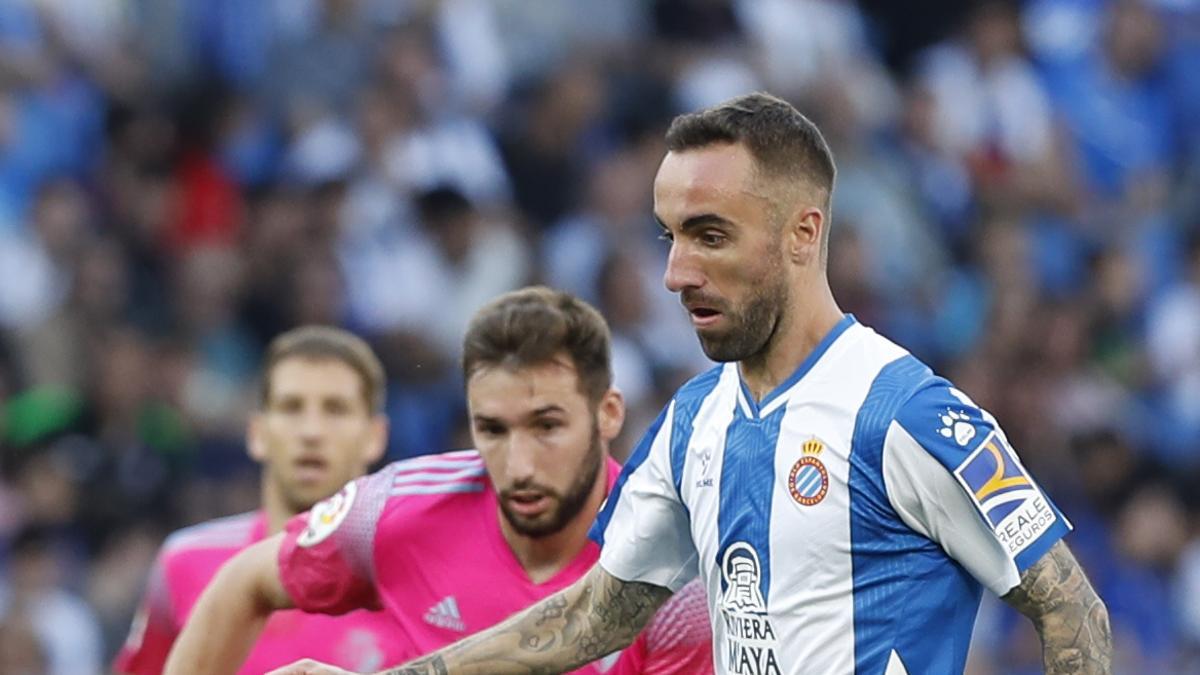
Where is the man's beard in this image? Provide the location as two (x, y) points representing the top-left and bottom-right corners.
(691, 270), (789, 363)
(498, 424), (604, 539)
(278, 477), (329, 516)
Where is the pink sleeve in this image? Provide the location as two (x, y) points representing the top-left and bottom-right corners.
(277, 467), (397, 615)
(112, 551), (178, 675)
(638, 580), (714, 675)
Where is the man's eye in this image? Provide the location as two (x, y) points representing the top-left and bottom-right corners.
(277, 400), (302, 414)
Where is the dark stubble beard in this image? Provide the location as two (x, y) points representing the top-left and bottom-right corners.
(693, 262), (790, 363)
(499, 422), (604, 539)
(273, 467), (331, 516)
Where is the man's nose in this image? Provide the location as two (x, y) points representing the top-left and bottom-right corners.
(664, 241), (703, 293)
(296, 409), (326, 443)
(504, 431), (538, 484)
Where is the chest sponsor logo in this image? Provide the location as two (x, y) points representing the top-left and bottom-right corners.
(954, 431), (1057, 556)
(298, 481), (357, 548)
(424, 595), (467, 632)
(787, 438), (829, 507)
(720, 543), (781, 675)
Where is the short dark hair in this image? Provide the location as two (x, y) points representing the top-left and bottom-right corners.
(665, 92), (836, 207)
(260, 326), (386, 412)
(462, 287), (612, 404)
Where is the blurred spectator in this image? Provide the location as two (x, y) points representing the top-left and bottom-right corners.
(916, 0), (1076, 218)
(0, 609), (49, 675)
(342, 184), (529, 353)
(265, 0), (373, 119)
(1042, 0), (1176, 229)
(0, 179), (90, 331)
(1147, 234), (1200, 459)
(497, 62), (607, 230)
(0, 527), (103, 675)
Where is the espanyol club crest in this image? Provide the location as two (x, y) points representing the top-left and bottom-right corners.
(788, 438), (829, 507)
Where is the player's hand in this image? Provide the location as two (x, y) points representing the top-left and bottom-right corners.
(265, 658), (357, 675)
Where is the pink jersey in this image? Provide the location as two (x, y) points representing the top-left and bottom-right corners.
(279, 450), (713, 674)
(113, 511), (406, 675)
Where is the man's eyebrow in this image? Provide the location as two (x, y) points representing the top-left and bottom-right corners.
(655, 213), (734, 232)
(680, 213), (733, 232)
(472, 405), (566, 424)
(530, 405), (567, 417)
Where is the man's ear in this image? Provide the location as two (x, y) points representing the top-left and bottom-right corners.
(597, 388), (626, 443)
(247, 414), (267, 463)
(785, 205), (825, 266)
(363, 414), (389, 466)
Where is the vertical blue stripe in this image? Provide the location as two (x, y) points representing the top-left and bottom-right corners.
(716, 403), (786, 606)
(670, 366), (725, 498)
(849, 356), (982, 675)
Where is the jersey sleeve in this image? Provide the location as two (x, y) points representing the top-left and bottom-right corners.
(112, 550), (178, 675)
(277, 467), (395, 614)
(637, 578), (714, 674)
(884, 381), (1072, 596)
(589, 402), (699, 592)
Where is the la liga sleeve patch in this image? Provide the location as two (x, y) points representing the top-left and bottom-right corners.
(298, 481), (358, 548)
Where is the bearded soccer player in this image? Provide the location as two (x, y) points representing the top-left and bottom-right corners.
(164, 287), (712, 675)
(269, 94), (1112, 675)
(113, 326), (403, 674)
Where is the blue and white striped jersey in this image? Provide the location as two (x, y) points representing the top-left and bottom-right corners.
(590, 315), (1071, 675)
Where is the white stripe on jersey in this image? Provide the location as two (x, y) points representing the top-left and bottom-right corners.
(163, 512), (258, 552)
(390, 482), (485, 497)
(392, 466), (487, 486)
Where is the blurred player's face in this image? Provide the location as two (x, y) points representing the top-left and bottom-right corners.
(656, 142), (792, 362)
(249, 357), (386, 515)
(467, 356), (623, 539)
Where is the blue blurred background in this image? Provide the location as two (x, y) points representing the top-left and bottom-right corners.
(0, 0), (1196, 673)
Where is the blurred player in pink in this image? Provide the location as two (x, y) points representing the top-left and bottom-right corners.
(114, 327), (404, 674)
(165, 287), (712, 675)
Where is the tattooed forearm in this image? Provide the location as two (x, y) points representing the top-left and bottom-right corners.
(385, 658), (448, 675)
(386, 566), (671, 675)
(384, 658), (447, 675)
(1002, 541), (1112, 674)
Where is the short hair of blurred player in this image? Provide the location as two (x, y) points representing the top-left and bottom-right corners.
(250, 326), (388, 530)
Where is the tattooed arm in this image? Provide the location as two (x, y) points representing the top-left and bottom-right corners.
(387, 564), (672, 675)
(1001, 541), (1112, 674)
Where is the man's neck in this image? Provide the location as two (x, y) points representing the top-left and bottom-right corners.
(499, 463), (609, 585)
(261, 479), (295, 536)
(740, 281), (844, 402)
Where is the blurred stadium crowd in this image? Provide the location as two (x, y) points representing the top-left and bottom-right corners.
(0, 0), (1196, 673)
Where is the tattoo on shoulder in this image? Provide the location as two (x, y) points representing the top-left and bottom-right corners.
(1002, 541), (1112, 674)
